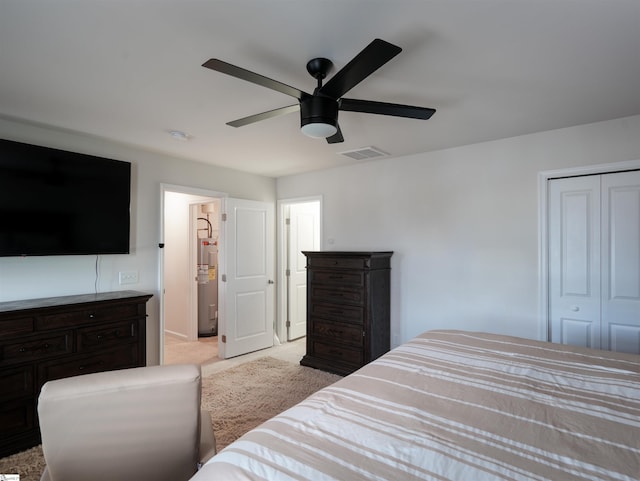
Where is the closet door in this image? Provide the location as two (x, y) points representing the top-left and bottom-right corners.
(549, 176), (601, 348)
(601, 171), (640, 353)
(549, 171), (640, 354)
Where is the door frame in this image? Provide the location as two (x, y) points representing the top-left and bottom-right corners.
(158, 183), (226, 364)
(537, 159), (640, 343)
(276, 196), (322, 343)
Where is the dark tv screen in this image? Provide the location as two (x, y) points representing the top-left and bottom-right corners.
(0, 138), (131, 257)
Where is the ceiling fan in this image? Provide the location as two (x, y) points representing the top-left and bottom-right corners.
(202, 39), (436, 144)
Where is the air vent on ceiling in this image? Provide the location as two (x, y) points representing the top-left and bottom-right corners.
(338, 146), (389, 161)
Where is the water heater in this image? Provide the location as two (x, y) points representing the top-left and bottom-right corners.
(197, 239), (218, 336)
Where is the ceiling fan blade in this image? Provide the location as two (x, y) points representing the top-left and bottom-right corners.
(203, 59), (310, 100)
(319, 39), (402, 100)
(339, 98), (436, 120)
(227, 104), (300, 128)
(326, 123), (344, 144)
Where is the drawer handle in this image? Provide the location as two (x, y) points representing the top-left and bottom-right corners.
(88, 313), (95, 319)
(96, 330), (123, 341)
(79, 360), (104, 371)
(20, 342), (51, 353)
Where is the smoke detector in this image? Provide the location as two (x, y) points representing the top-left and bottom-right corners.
(168, 130), (191, 141)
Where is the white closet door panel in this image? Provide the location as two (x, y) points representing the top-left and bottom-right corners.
(601, 170), (640, 354)
(549, 176), (601, 348)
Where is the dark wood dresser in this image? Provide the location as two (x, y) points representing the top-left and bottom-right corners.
(0, 290), (152, 457)
(300, 251), (392, 376)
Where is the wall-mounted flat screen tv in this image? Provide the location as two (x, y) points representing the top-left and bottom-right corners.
(0, 138), (131, 257)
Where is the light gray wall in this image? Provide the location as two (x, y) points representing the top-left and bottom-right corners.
(276, 115), (640, 346)
(0, 117), (275, 363)
(3, 114), (639, 360)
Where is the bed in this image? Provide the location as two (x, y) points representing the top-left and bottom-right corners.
(191, 330), (640, 481)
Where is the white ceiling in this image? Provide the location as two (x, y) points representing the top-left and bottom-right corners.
(1, 0), (639, 177)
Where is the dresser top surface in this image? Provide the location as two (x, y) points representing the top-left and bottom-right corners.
(0, 290), (153, 313)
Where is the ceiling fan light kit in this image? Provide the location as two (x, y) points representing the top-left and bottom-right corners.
(301, 122), (337, 138)
(202, 39), (436, 144)
(300, 96), (339, 138)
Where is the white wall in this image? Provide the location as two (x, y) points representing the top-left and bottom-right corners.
(276, 115), (640, 346)
(0, 117), (276, 364)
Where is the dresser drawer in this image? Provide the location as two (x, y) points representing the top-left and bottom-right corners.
(1, 332), (72, 365)
(311, 340), (363, 366)
(310, 303), (364, 324)
(311, 286), (364, 305)
(77, 320), (138, 352)
(311, 270), (364, 287)
(0, 398), (36, 436)
(0, 365), (34, 402)
(38, 344), (139, 384)
(0, 316), (35, 338)
(311, 320), (363, 347)
(308, 256), (367, 269)
(36, 303), (140, 330)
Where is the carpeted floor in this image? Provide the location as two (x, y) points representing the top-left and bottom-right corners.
(0, 356), (341, 481)
(202, 356), (341, 450)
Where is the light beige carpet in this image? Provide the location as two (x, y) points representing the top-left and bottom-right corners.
(0, 357), (341, 481)
(202, 355), (341, 450)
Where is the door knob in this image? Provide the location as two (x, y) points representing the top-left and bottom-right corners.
(570, 305), (580, 312)
(268, 280), (274, 284)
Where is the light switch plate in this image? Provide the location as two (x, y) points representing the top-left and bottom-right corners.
(119, 271), (139, 285)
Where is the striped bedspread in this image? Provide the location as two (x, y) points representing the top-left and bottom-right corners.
(192, 330), (640, 481)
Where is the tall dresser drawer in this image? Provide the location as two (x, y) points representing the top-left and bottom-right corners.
(311, 340), (363, 366)
(308, 256), (367, 270)
(310, 303), (364, 324)
(311, 270), (364, 287)
(311, 319), (363, 347)
(311, 286), (364, 305)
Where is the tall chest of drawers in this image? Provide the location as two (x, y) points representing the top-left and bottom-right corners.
(300, 251), (392, 376)
(0, 290), (152, 457)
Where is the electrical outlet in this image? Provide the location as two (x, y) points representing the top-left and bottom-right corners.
(119, 271), (139, 285)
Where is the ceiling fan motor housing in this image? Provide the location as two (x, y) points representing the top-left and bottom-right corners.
(300, 96), (339, 133)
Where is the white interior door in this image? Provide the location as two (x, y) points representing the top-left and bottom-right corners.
(220, 198), (274, 358)
(549, 176), (601, 348)
(601, 171), (640, 353)
(549, 171), (640, 353)
(287, 201), (320, 340)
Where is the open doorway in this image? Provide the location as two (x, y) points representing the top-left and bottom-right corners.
(160, 185), (224, 365)
(160, 184), (277, 364)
